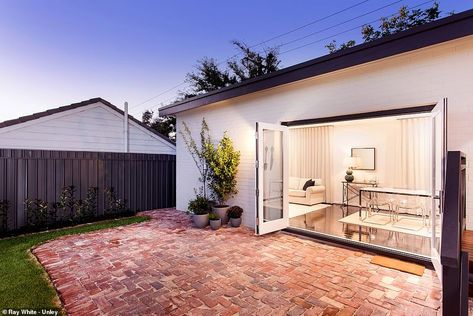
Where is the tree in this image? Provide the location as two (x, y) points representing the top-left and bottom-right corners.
(326, 2), (441, 53)
(179, 118), (213, 198)
(204, 132), (241, 206)
(227, 40), (280, 82)
(141, 110), (176, 141)
(362, 3), (440, 42)
(186, 58), (236, 94)
(186, 40), (281, 95)
(325, 40), (356, 54)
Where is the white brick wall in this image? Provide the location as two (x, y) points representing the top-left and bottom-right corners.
(175, 35), (473, 229)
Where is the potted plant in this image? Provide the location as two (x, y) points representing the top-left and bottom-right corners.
(208, 213), (221, 230)
(188, 193), (210, 228)
(205, 132), (241, 225)
(228, 206), (243, 227)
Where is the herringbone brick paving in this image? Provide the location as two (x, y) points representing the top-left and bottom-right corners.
(33, 209), (441, 315)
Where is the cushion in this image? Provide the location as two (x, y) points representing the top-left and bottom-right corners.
(307, 185), (326, 194)
(289, 189), (306, 197)
(298, 178), (311, 190)
(302, 179), (315, 191)
(313, 178), (323, 186)
(289, 177), (299, 190)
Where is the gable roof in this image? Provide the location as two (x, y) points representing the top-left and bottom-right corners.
(0, 97), (175, 145)
(160, 8), (473, 116)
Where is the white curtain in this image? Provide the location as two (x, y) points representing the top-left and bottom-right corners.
(289, 126), (333, 202)
(394, 117), (431, 191)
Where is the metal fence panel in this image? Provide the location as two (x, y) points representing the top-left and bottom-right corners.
(0, 149), (176, 231)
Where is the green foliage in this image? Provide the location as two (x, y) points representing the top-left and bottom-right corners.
(180, 118), (213, 197)
(208, 213), (220, 221)
(59, 185), (76, 223)
(74, 187), (98, 222)
(187, 192), (211, 215)
(186, 40), (281, 95)
(362, 3), (440, 42)
(227, 40), (280, 82)
(326, 2), (441, 53)
(0, 215), (149, 311)
(16, 185), (125, 235)
(228, 205), (243, 219)
(105, 187), (128, 216)
(187, 58), (237, 94)
(325, 40), (356, 54)
(25, 199), (49, 229)
(0, 200), (9, 232)
(142, 110), (176, 140)
(205, 132), (241, 206)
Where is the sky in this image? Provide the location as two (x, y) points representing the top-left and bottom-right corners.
(0, 0), (471, 121)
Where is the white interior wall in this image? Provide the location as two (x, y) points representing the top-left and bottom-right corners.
(291, 117), (428, 204)
(331, 119), (399, 203)
(175, 35), (473, 229)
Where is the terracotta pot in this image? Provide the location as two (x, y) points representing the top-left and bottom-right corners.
(193, 213), (209, 228)
(212, 206), (229, 225)
(210, 219), (222, 230)
(229, 217), (242, 227)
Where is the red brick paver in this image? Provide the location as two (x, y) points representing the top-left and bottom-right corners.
(33, 209), (441, 315)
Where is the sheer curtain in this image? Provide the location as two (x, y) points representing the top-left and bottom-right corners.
(289, 126), (334, 202)
(394, 117), (431, 190)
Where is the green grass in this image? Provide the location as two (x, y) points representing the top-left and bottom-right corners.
(0, 215), (149, 312)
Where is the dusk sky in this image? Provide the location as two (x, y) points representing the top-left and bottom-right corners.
(0, 0), (471, 121)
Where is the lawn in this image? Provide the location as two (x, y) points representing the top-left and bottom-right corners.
(0, 215), (149, 313)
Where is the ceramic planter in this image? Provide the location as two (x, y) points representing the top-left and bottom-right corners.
(212, 206), (229, 225)
(210, 219), (222, 230)
(193, 213), (209, 228)
(229, 217), (242, 227)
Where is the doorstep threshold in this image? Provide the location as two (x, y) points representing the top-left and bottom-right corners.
(284, 226), (433, 269)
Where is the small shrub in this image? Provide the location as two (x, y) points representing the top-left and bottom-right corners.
(228, 206), (243, 219)
(84, 187), (98, 219)
(74, 187), (99, 223)
(188, 193), (211, 215)
(208, 213), (220, 221)
(0, 200), (9, 232)
(25, 198), (49, 229)
(59, 185), (76, 223)
(48, 202), (59, 227)
(105, 187), (128, 216)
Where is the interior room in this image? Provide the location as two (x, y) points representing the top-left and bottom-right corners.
(287, 113), (437, 257)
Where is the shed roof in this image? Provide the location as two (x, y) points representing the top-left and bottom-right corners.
(160, 9), (473, 116)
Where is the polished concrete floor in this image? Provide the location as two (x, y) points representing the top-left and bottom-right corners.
(289, 204), (431, 256)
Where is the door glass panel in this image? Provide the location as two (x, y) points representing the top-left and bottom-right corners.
(432, 104), (445, 254)
(262, 129), (284, 222)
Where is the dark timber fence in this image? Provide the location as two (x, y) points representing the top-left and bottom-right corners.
(0, 148), (176, 231)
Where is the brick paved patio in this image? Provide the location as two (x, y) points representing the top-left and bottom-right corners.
(33, 209), (441, 315)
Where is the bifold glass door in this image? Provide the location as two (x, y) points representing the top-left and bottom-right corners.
(431, 98), (447, 280)
(256, 122), (289, 235)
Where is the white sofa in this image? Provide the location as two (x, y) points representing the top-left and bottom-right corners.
(289, 177), (326, 205)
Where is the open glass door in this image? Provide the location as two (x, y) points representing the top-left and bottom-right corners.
(431, 98), (447, 280)
(256, 122), (289, 235)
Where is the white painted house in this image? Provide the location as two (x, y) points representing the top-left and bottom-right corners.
(0, 98), (176, 155)
(160, 8), (473, 283)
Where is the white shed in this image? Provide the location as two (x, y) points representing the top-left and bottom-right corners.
(0, 98), (176, 155)
(159, 8), (473, 279)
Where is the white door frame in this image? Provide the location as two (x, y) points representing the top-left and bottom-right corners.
(255, 122), (289, 235)
(431, 97), (448, 281)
